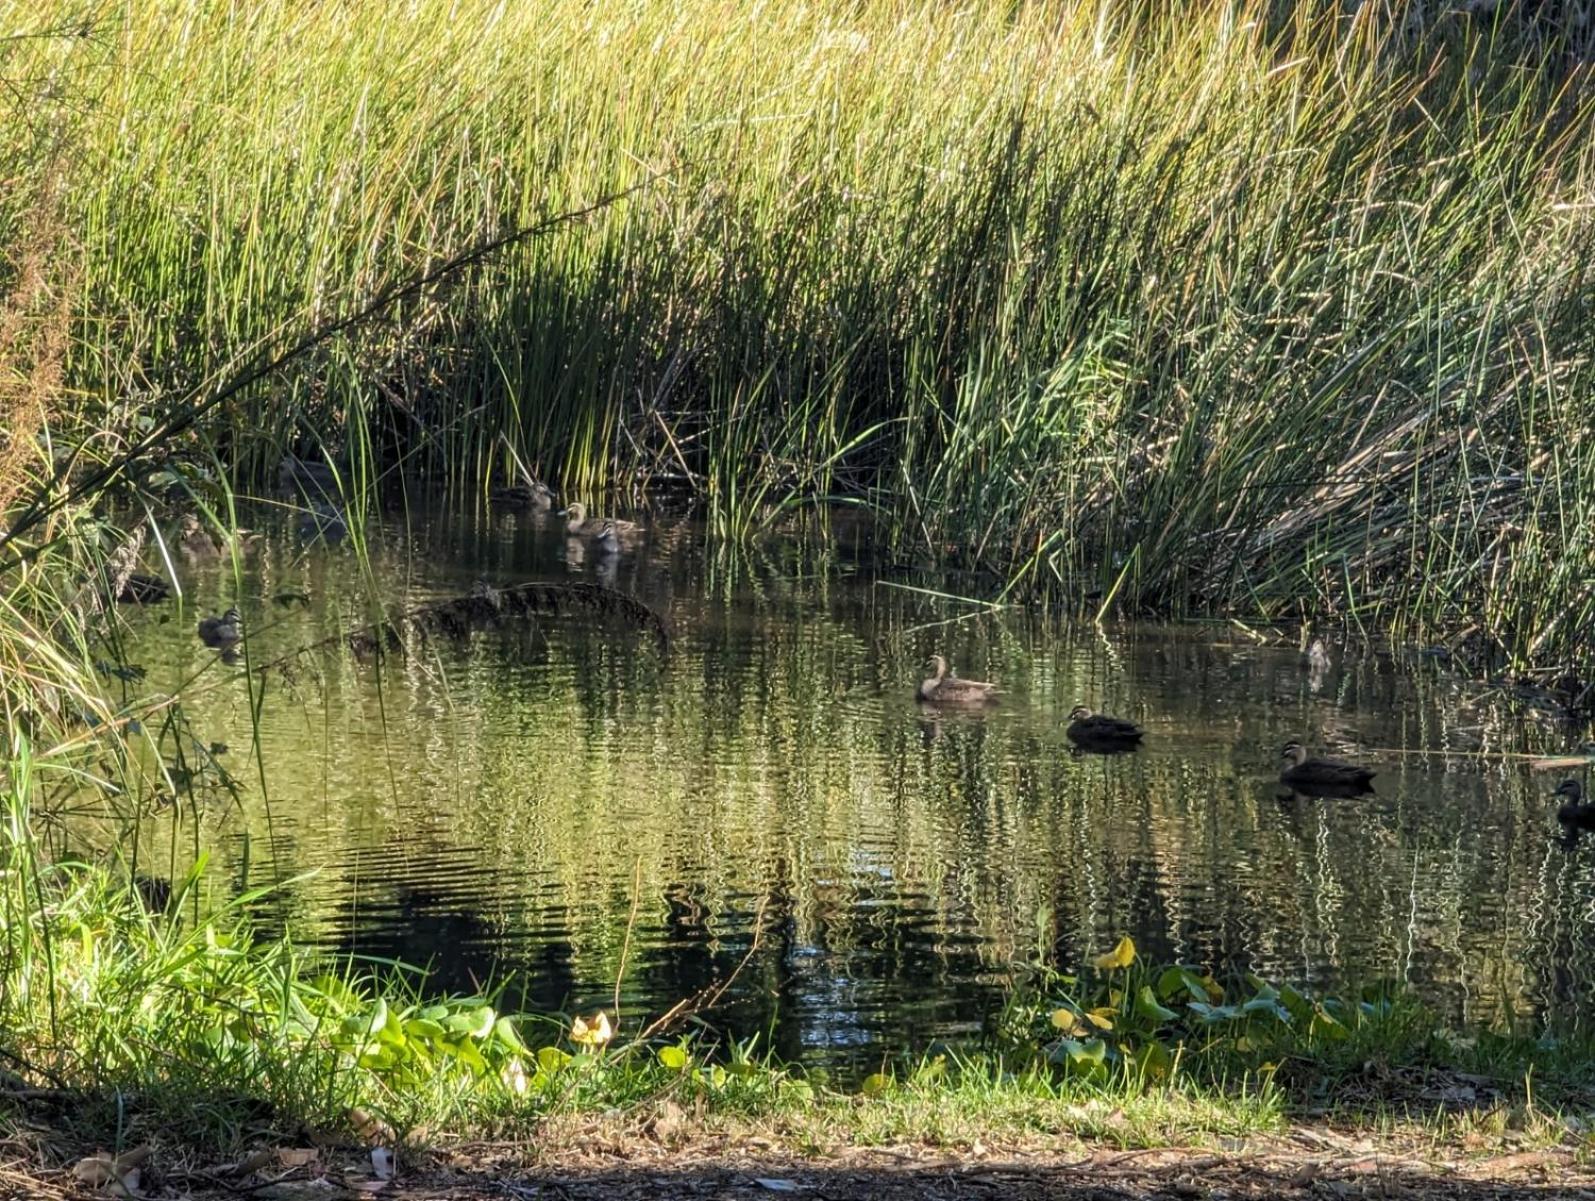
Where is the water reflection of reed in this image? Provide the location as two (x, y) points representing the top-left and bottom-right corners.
(89, 508), (1595, 1063)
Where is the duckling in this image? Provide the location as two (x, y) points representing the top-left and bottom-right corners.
(1066, 705), (1144, 749)
(916, 655), (999, 706)
(197, 607), (242, 651)
(490, 480), (556, 510)
(1279, 741), (1375, 791)
(177, 513), (221, 562)
(1555, 779), (1595, 829)
(560, 502), (641, 540)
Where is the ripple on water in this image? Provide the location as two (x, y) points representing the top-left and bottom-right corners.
(97, 504), (1595, 1066)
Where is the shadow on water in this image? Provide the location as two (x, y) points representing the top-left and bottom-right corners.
(78, 499), (1595, 1068)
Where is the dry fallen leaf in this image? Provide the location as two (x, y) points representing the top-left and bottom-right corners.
(349, 1107), (395, 1146)
(225, 1149), (276, 1177)
(72, 1156), (117, 1187)
(73, 1146), (151, 1192)
(275, 1148), (320, 1169)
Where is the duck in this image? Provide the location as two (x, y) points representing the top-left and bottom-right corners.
(594, 520), (622, 557)
(197, 607), (242, 651)
(916, 655), (999, 706)
(1279, 741), (1375, 791)
(560, 502), (641, 540)
(297, 499), (348, 544)
(176, 513), (222, 562)
(277, 454), (340, 496)
(1066, 706), (1144, 748)
(490, 479), (556, 510)
(1555, 779), (1595, 829)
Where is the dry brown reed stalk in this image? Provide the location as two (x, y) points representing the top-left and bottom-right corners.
(0, 177), (71, 518)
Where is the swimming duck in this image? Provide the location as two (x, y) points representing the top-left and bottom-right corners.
(1555, 779), (1595, 829)
(490, 480), (556, 510)
(177, 514), (221, 561)
(560, 502), (641, 539)
(1279, 741), (1375, 790)
(916, 655), (999, 705)
(1066, 706), (1144, 748)
(277, 454), (340, 495)
(197, 607), (242, 651)
(594, 520), (623, 557)
(297, 499), (348, 544)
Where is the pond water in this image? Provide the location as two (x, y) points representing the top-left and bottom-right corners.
(84, 500), (1595, 1066)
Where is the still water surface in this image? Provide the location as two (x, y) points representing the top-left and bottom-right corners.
(93, 502), (1595, 1065)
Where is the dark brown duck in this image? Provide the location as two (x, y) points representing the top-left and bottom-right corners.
(1279, 741), (1375, 790)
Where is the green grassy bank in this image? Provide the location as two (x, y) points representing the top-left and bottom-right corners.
(3, 2), (1595, 1167)
(2, 786), (1592, 1162)
(0, 1), (1592, 678)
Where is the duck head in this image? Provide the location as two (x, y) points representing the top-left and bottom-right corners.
(1280, 741), (1308, 768)
(1068, 705), (1093, 721)
(559, 502), (587, 529)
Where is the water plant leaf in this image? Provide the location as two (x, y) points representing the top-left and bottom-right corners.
(913, 1054), (947, 1084)
(657, 1045), (689, 1071)
(1135, 986), (1179, 1024)
(1188, 1001), (1243, 1024)
(1049, 1037), (1109, 1076)
(492, 1016), (527, 1052)
(1242, 995), (1292, 1023)
(1085, 1007), (1115, 1030)
(536, 1046), (573, 1074)
(1092, 936), (1136, 971)
(1131, 1040), (1174, 1081)
(859, 1072), (891, 1097)
(1311, 1005), (1351, 1042)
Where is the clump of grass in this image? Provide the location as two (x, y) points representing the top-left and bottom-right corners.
(0, 2), (1591, 677)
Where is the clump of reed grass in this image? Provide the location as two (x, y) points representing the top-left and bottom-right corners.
(1, 0), (1592, 677)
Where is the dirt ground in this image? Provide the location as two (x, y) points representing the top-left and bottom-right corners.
(8, 1129), (1595, 1201)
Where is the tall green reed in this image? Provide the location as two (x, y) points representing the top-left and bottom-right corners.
(1, 0), (1592, 676)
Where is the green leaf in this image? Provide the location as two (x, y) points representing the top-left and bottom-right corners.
(536, 1045), (573, 1074)
(1241, 996), (1291, 1023)
(1135, 986), (1179, 1024)
(493, 1016), (528, 1053)
(780, 1079), (815, 1104)
(404, 1017), (447, 1041)
(912, 1055), (947, 1084)
(657, 1045), (689, 1071)
(1279, 985), (1314, 1023)
(1311, 1005), (1350, 1042)
(1158, 967), (1211, 1004)
(1131, 1040), (1174, 1081)
(1189, 1002), (1243, 1024)
(860, 1072), (891, 1097)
